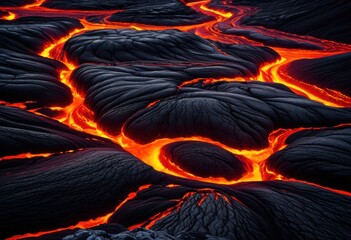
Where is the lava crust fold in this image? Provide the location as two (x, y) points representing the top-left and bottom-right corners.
(161, 141), (250, 180)
(0, 148), (166, 238)
(0, 48), (72, 108)
(287, 52), (351, 97)
(0, 105), (112, 157)
(124, 81), (351, 149)
(0, 16), (83, 54)
(218, 0), (351, 43)
(266, 126), (351, 191)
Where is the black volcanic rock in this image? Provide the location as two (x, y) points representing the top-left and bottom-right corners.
(108, 185), (193, 227)
(215, 0), (351, 43)
(43, 0), (182, 10)
(151, 182), (351, 240)
(0, 148), (166, 239)
(287, 52), (351, 97)
(0, 48), (72, 107)
(266, 126), (351, 191)
(23, 224), (127, 240)
(43, 0), (213, 26)
(70, 60), (275, 136)
(124, 81), (351, 149)
(0, 17), (83, 54)
(71, 58), (351, 150)
(108, 182), (351, 240)
(1, 2), (350, 240)
(107, 0), (213, 26)
(161, 141), (249, 180)
(42, 0), (133, 10)
(64, 29), (278, 66)
(62, 228), (226, 240)
(0, 106), (112, 158)
(221, 28), (323, 50)
(0, 0), (35, 7)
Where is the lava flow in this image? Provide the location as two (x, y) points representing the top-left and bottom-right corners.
(30, 0), (351, 184)
(1, 0), (351, 239)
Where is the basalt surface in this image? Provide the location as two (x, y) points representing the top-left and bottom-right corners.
(1, 1), (351, 240)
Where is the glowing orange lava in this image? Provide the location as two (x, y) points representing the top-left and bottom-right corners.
(7, 184), (152, 240)
(1, 0), (350, 187)
(2, 0), (351, 238)
(2, 0), (351, 190)
(116, 127), (303, 184)
(0, 11), (16, 20)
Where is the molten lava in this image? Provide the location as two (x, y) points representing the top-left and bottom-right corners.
(1, 0), (351, 239)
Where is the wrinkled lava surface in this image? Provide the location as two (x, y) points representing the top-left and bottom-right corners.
(1, 0), (351, 239)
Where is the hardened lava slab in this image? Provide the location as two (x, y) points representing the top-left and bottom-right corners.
(63, 29), (277, 65)
(43, 0), (213, 26)
(0, 49), (72, 108)
(124, 81), (351, 149)
(214, 0), (351, 43)
(266, 126), (351, 191)
(108, 182), (351, 240)
(161, 141), (250, 180)
(0, 106), (113, 157)
(1, 0), (351, 239)
(287, 52), (351, 97)
(0, 148), (166, 239)
(0, 17), (83, 54)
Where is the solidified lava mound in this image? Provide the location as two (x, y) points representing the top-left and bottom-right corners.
(213, 0), (351, 43)
(0, 1), (351, 240)
(161, 141), (250, 180)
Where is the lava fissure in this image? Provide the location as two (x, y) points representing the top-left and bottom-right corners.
(1, 0), (351, 239)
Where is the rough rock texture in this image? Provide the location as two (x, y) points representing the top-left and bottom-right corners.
(43, 0), (213, 25)
(152, 182), (351, 240)
(108, 182), (351, 240)
(267, 126), (351, 191)
(1, 2), (351, 240)
(161, 141), (249, 180)
(0, 106), (112, 157)
(221, 28), (323, 50)
(109, 185), (193, 227)
(62, 228), (226, 240)
(107, 0), (213, 26)
(0, 17), (83, 54)
(64, 29), (277, 66)
(42, 0), (134, 10)
(23, 224), (127, 240)
(70, 63), (273, 136)
(287, 52), (351, 97)
(0, 148), (166, 238)
(0, 48), (72, 107)
(43, 0), (190, 11)
(70, 58), (351, 150)
(124, 81), (351, 149)
(216, 0), (351, 43)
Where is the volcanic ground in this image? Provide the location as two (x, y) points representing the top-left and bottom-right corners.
(0, 0), (351, 240)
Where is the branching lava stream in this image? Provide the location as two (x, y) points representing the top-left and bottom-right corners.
(1, 0), (351, 239)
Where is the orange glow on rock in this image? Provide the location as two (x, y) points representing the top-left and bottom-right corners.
(0, 101), (35, 109)
(0, 152), (51, 161)
(200, 4), (232, 19)
(116, 128), (303, 184)
(23, 0), (46, 9)
(257, 49), (351, 107)
(7, 184), (152, 240)
(0, 149), (84, 161)
(1, 11), (16, 20)
(2, 1), (351, 238)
